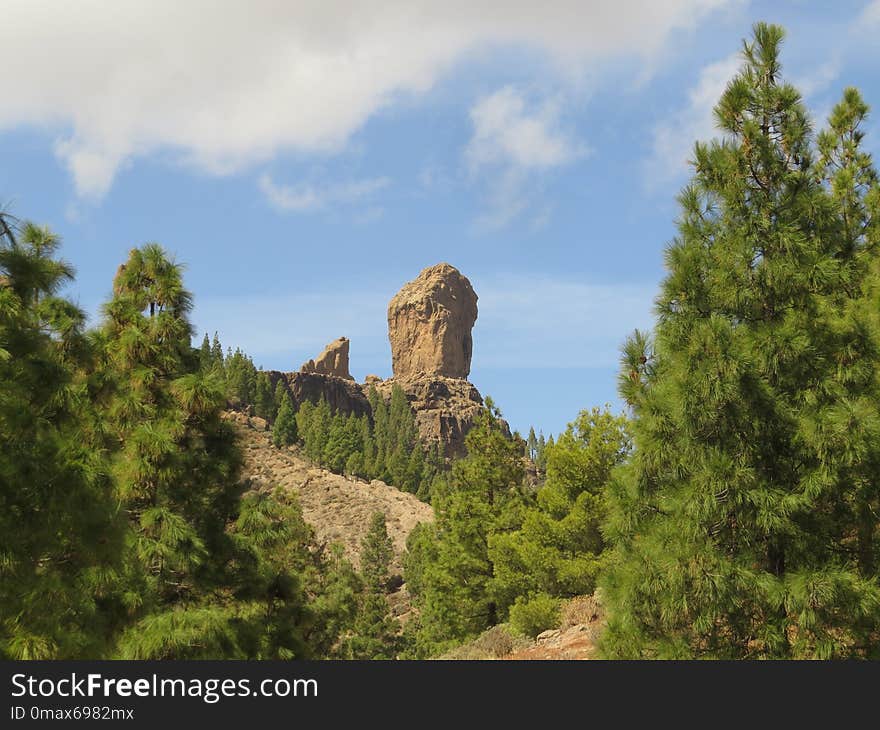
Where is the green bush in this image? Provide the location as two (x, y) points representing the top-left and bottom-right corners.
(509, 593), (561, 639)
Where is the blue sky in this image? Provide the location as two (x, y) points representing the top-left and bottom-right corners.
(2, 1), (879, 437)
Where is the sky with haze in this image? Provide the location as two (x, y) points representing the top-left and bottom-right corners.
(2, 0), (880, 436)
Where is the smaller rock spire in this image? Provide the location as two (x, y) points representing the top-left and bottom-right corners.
(300, 336), (353, 380)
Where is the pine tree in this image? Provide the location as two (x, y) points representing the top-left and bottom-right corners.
(97, 244), (308, 658)
(272, 392), (298, 448)
(601, 24), (880, 659)
(527, 426), (538, 461)
(272, 380), (287, 422)
(210, 331), (223, 366)
(303, 398), (332, 462)
(224, 348), (256, 406)
(254, 371), (274, 421)
(535, 433), (547, 472)
(348, 512), (400, 659)
(322, 413), (354, 472)
(406, 399), (525, 654)
(198, 332), (211, 370)
(303, 543), (361, 658)
(490, 407), (631, 612)
(0, 222), (122, 658)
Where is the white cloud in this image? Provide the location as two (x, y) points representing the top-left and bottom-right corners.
(794, 59), (841, 99)
(467, 86), (584, 171)
(646, 53), (741, 186)
(466, 86), (587, 229)
(0, 0), (734, 198)
(259, 174), (389, 212)
(861, 0), (880, 25)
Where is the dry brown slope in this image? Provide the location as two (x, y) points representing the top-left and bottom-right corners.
(228, 412), (433, 574)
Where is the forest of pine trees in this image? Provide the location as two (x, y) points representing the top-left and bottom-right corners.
(192, 333), (446, 501)
(2, 22), (880, 661)
(0, 235), (402, 659)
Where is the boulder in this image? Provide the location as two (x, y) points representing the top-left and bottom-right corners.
(387, 263), (477, 380)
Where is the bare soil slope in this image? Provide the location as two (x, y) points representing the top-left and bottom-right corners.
(227, 412), (433, 574)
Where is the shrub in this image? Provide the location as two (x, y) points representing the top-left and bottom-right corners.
(509, 593), (561, 639)
(560, 594), (603, 630)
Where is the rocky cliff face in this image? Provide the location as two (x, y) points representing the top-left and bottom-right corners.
(387, 263), (477, 380)
(265, 262), (502, 457)
(268, 370), (371, 419)
(368, 374), (490, 457)
(300, 336), (353, 380)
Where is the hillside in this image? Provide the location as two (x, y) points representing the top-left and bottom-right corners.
(227, 411), (433, 575)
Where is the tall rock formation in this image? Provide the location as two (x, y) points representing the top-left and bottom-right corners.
(387, 263), (477, 380)
(378, 263), (505, 456)
(265, 262), (503, 457)
(300, 336), (353, 380)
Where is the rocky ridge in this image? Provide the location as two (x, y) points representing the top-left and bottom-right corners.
(300, 336), (353, 380)
(261, 262), (504, 457)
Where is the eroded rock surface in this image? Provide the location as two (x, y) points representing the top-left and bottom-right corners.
(387, 263), (477, 380)
(300, 336), (353, 380)
(369, 374), (495, 457)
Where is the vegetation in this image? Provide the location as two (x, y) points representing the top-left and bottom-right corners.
(345, 513), (401, 659)
(405, 400), (526, 656)
(293, 387), (445, 500)
(490, 408), (631, 611)
(405, 402), (628, 656)
(600, 24), (880, 659)
(272, 390), (298, 447)
(0, 236), (368, 659)
(198, 331), (446, 500)
(3, 21), (880, 662)
(0, 221), (122, 659)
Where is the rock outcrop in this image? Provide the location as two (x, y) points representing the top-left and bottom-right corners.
(269, 370), (371, 420)
(300, 336), (353, 380)
(262, 263), (502, 457)
(387, 263), (477, 380)
(369, 374), (497, 457)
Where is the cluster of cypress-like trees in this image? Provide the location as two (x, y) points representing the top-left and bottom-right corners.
(195, 335), (447, 500)
(295, 387), (446, 500)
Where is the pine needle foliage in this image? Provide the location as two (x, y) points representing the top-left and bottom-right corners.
(0, 222), (122, 659)
(601, 24), (880, 659)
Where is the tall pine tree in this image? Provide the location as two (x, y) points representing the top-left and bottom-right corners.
(96, 244), (310, 658)
(0, 222), (122, 659)
(601, 24), (880, 659)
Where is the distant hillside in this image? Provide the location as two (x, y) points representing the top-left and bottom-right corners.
(227, 411), (433, 575)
